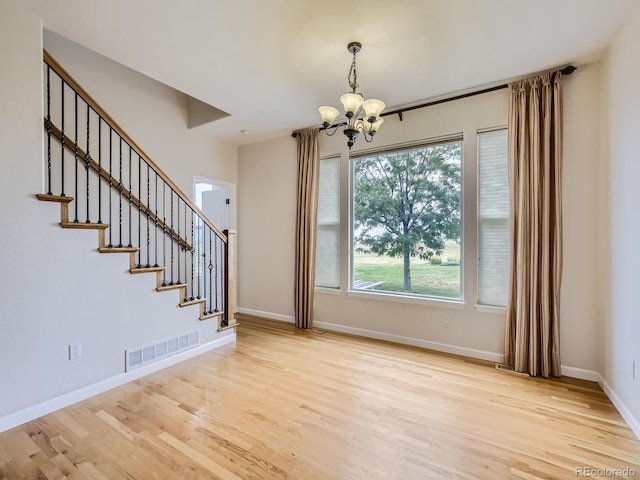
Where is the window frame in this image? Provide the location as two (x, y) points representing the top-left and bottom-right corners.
(347, 135), (465, 305)
(476, 126), (510, 309)
(315, 154), (341, 290)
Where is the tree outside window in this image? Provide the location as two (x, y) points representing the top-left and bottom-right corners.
(352, 140), (462, 299)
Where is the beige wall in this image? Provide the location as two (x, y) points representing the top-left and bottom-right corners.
(237, 137), (298, 320)
(601, 1), (640, 433)
(561, 62), (604, 374)
(238, 70), (603, 372)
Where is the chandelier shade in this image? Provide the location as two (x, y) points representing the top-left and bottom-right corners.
(362, 99), (385, 122)
(318, 42), (385, 149)
(339, 93), (364, 117)
(318, 106), (340, 126)
(369, 116), (384, 132)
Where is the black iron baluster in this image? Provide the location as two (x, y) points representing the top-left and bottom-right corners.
(44, 65), (52, 195)
(162, 183), (167, 285)
(73, 93), (79, 223)
(145, 162), (150, 268)
(137, 155), (142, 267)
(177, 197), (181, 283)
(154, 171), (159, 267)
(118, 138), (123, 247)
(108, 127), (113, 246)
(190, 210), (195, 301)
(184, 202), (188, 299)
(221, 236), (226, 327)
(60, 78), (65, 196)
(200, 222), (205, 301)
(196, 217), (202, 300)
(218, 236), (226, 316)
(208, 229), (213, 314)
(74, 93), (79, 222)
(214, 233), (219, 313)
(46, 65), (52, 195)
(97, 116), (102, 224)
(128, 147), (133, 247)
(170, 190), (175, 285)
(85, 104), (91, 223)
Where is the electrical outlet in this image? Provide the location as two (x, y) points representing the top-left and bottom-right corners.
(443, 316), (452, 328)
(69, 342), (82, 361)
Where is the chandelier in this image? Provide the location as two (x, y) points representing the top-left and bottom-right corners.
(319, 42), (385, 149)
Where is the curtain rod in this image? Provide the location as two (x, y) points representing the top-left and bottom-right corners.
(292, 65), (576, 137)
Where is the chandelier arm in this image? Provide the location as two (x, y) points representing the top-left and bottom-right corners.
(358, 118), (377, 142)
(324, 125), (340, 137)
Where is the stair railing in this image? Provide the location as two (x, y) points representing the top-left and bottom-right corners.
(40, 50), (234, 328)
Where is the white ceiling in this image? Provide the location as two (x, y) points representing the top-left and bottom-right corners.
(21, 0), (633, 147)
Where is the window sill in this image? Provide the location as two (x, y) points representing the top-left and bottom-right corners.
(315, 287), (341, 296)
(346, 289), (464, 309)
(474, 304), (507, 315)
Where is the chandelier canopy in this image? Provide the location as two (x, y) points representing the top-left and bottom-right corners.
(319, 42), (385, 149)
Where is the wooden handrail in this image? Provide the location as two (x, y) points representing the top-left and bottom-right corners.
(43, 50), (227, 243)
(46, 119), (192, 251)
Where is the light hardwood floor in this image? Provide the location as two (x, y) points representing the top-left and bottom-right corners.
(1, 318), (639, 479)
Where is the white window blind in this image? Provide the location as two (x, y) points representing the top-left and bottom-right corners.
(315, 156), (340, 288)
(477, 129), (510, 306)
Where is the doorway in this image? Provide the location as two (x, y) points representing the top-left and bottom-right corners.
(193, 176), (236, 231)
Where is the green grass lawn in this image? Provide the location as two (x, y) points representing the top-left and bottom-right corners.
(353, 243), (461, 299)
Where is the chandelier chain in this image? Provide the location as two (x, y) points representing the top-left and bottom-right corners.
(348, 50), (359, 93)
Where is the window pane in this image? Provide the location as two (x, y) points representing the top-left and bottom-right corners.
(352, 140), (462, 299)
(477, 129), (509, 306)
(316, 225), (340, 288)
(316, 157), (340, 288)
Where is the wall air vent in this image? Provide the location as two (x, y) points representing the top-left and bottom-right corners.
(125, 330), (199, 372)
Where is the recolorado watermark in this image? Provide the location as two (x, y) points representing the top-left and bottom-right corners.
(576, 466), (637, 478)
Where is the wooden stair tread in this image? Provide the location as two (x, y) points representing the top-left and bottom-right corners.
(201, 310), (224, 321)
(61, 221), (109, 230)
(217, 322), (239, 332)
(37, 194), (73, 203)
(180, 298), (206, 308)
(130, 266), (164, 274)
(157, 283), (187, 292)
(99, 246), (139, 253)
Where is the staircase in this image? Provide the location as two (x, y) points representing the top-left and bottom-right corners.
(38, 50), (236, 332)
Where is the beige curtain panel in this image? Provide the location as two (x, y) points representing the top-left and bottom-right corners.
(505, 72), (563, 377)
(294, 129), (320, 329)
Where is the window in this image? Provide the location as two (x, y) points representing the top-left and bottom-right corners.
(351, 138), (462, 300)
(477, 128), (509, 306)
(315, 156), (341, 288)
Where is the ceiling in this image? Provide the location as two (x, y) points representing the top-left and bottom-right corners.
(20, 0), (634, 147)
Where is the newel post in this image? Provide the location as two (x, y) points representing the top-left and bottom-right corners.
(223, 229), (236, 328)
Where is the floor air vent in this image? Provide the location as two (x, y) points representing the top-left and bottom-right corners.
(126, 330), (199, 372)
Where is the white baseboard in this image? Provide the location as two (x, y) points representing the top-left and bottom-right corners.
(0, 334), (235, 434)
(236, 307), (295, 324)
(314, 320), (504, 363)
(560, 365), (601, 382)
(598, 374), (640, 441)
